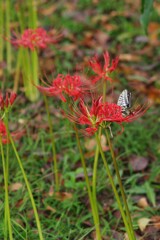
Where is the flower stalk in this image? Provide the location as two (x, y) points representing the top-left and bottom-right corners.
(28, 0), (37, 29)
(105, 129), (136, 240)
(73, 123), (102, 240)
(0, 137), (13, 240)
(43, 95), (59, 192)
(5, 0), (12, 72)
(13, 48), (22, 93)
(0, 1), (4, 63)
(92, 143), (100, 231)
(31, 50), (39, 100)
(95, 132), (133, 239)
(9, 135), (44, 240)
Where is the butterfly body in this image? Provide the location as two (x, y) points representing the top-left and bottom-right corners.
(117, 89), (132, 116)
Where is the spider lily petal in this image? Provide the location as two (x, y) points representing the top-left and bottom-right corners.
(89, 51), (119, 84)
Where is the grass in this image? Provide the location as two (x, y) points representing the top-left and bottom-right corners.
(0, 103), (159, 239)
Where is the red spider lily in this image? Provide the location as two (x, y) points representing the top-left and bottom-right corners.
(67, 95), (149, 135)
(89, 51), (119, 83)
(68, 97), (104, 135)
(37, 74), (83, 102)
(0, 92), (17, 111)
(11, 27), (61, 51)
(101, 102), (149, 124)
(0, 120), (24, 144)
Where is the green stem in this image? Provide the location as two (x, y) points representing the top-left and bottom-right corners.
(17, 4), (25, 31)
(9, 136), (44, 240)
(95, 132), (133, 239)
(4, 114), (9, 184)
(43, 95), (59, 192)
(0, 1), (4, 63)
(22, 48), (32, 99)
(92, 74), (106, 228)
(105, 129), (136, 240)
(22, 49), (39, 101)
(5, 0), (11, 72)
(3, 113), (13, 240)
(28, 0), (37, 29)
(31, 50), (39, 101)
(0, 137), (13, 240)
(102, 80), (107, 103)
(73, 124), (102, 240)
(13, 48), (22, 93)
(92, 129), (101, 230)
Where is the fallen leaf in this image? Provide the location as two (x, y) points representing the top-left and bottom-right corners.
(124, 233), (129, 240)
(100, 135), (109, 151)
(146, 86), (160, 104)
(41, 58), (55, 72)
(84, 150), (95, 159)
(48, 186), (54, 196)
(129, 155), (149, 172)
(91, 230), (97, 240)
(60, 43), (77, 52)
(83, 220), (92, 227)
(151, 216), (160, 230)
(9, 182), (23, 191)
(137, 197), (149, 208)
(54, 192), (73, 201)
(85, 138), (96, 151)
(27, 209), (34, 219)
(76, 171), (92, 180)
(15, 218), (25, 227)
(46, 205), (56, 213)
(134, 35), (149, 43)
(92, 14), (108, 24)
(148, 22), (160, 46)
(39, 5), (57, 15)
(138, 217), (150, 232)
(154, 2), (160, 15)
(15, 199), (24, 208)
(94, 30), (110, 46)
(85, 135), (108, 151)
(119, 54), (141, 62)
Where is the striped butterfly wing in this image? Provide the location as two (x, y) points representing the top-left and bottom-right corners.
(117, 89), (131, 115)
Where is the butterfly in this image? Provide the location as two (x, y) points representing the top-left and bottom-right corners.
(117, 89), (132, 116)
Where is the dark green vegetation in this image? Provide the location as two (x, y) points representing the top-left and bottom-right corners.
(0, 0), (160, 239)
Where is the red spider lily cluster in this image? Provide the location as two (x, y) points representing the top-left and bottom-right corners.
(89, 51), (119, 84)
(36, 51), (149, 135)
(69, 99), (149, 135)
(11, 27), (61, 51)
(37, 74), (84, 102)
(0, 92), (17, 111)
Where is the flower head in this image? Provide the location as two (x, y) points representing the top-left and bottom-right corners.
(89, 51), (119, 83)
(101, 102), (149, 124)
(67, 94), (149, 135)
(11, 27), (61, 50)
(68, 97), (104, 135)
(0, 92), (17, 111)
(37, 74), (83, 102)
